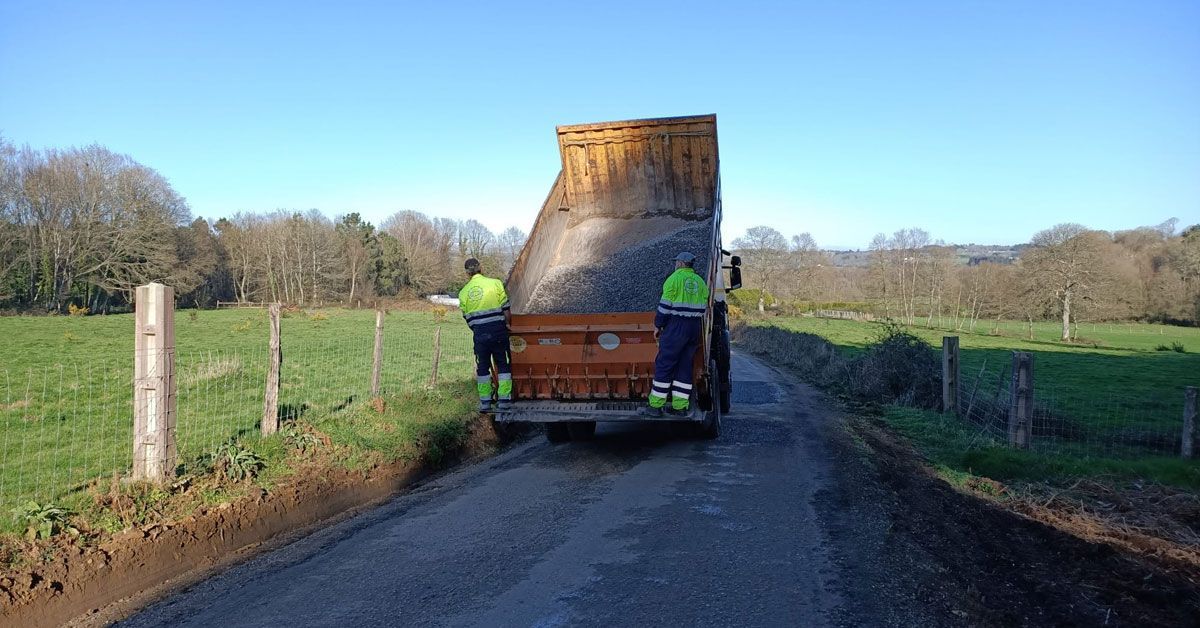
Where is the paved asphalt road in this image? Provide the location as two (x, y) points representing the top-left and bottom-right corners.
(117, 353), (888, 627)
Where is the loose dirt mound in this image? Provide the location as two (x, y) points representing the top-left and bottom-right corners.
(0, 416), (514, 628)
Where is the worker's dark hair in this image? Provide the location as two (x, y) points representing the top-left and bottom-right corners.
(681, 259), (695, 268)
(464, 258), (481, 274)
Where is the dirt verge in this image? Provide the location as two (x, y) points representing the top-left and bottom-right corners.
(841, 416), (1200, 626)
(0, 416), (521, 628)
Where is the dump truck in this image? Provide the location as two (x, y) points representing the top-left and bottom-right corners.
(496, 115), (741, 442)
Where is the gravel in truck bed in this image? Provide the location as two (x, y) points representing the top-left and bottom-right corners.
(523, 218), (714, 314)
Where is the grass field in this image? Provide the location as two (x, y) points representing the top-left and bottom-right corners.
(743, 315), (1200, 486)
(0, 308), (477, 527)
(767, 316), (1200, 425)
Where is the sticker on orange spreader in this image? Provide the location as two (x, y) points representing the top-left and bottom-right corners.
(510, 336), (527, 353)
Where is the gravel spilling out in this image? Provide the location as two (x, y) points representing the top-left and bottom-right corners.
(523, 218), (714, 314)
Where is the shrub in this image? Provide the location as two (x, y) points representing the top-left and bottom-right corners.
(732, 321), (942, 410)
(204, 440), (265, 482)
(853, 322), (941, 408)
(67, 303), (88, 317)
(1154, 342), (1187, 353)
(12, 501), (79, 540)
(283, 424), (323, 454)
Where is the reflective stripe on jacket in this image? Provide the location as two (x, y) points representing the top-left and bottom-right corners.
(654, 267), (709, 328)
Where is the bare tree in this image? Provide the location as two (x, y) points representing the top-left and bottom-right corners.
(498, 226), (527, 276)
(1022, 223), (1111, 341)
(382, 210), (454, 294)
(733, 226), (788, 313)
(787, 232), (830, 302)
(458, 219), (494, 259)
(12, 145), (188, 310)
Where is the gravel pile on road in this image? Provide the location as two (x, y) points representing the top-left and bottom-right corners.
(523, 218), (713, 314)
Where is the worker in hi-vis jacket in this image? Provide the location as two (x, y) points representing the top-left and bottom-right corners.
(641, 251), (709, 417)
(458, 258), (512, 413)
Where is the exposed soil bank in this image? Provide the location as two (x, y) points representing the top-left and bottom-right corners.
(1, 416), (518, 628)
(825, 415), (1200, 626)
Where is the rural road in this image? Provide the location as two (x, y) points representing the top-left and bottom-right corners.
(115, 353), (926, 627)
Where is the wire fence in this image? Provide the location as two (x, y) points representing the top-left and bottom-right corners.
(953, 352), (1195, 460)
(0, 318), (476, 521)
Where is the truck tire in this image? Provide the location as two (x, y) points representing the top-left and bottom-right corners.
(567, 421), (596, 441)
(697, 360), (722, 439)
(546, 423), (570, 443)
(716, 327), (732, 414)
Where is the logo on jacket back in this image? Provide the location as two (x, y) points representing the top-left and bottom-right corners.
(467, 286), (484, 303)
(683, 278), (699, 296)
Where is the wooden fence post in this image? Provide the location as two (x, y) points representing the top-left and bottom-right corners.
(1183, 386), (1197, 459)
(942, 336), (960, 416)
(261, 303), (281, 436)
(1007, 351), (1034, 449)
(428, 326), (442, 389)
(133, 283), (176, 481)
(371, 309), (384, 398)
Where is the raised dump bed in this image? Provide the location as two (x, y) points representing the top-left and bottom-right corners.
(499, 115), (738, 441)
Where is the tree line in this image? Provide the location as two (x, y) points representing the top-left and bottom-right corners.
(0, 139), (525, 312)
(5, 137), (1197, 333)
(732, 219), (1200, 337)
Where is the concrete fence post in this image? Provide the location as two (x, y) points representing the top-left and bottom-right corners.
(942, 336), (960, 416)
(1183, 386), (1197, 459)
(133, 283), (176, 481)
(1007, 351), (1034, 449)
(371, 310), (385, 398)
(261, 303), (282, 436)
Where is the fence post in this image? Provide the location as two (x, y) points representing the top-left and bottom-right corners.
(1183, 386), (1197, 459)
(1007, 351), (1033, 449)
(942, 336), (960, 416)
(371, 309), (384, 398)
(262, 303), (281, 436)
(428, 326), (442, 389)
(133, 283), (176, 482)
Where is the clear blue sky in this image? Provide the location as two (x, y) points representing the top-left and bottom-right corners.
(2, 1), (1197, 249)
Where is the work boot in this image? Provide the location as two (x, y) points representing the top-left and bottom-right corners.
(478, 400), (493, 413)
(640, 406), (664, 418)
(666, 406), (690, 417)
(495, 399), (513, 413)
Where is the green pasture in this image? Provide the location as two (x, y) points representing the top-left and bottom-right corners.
(765, 316), (1200, 420)
(739, 315), (1200, 486)
(0, 308), (477, 525)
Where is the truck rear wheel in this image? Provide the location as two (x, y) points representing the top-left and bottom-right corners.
(546, 423), (570, 443)
(697, 360), (722, 439)
(567, 421), (596, 441)
(718, 328), (732, 414)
